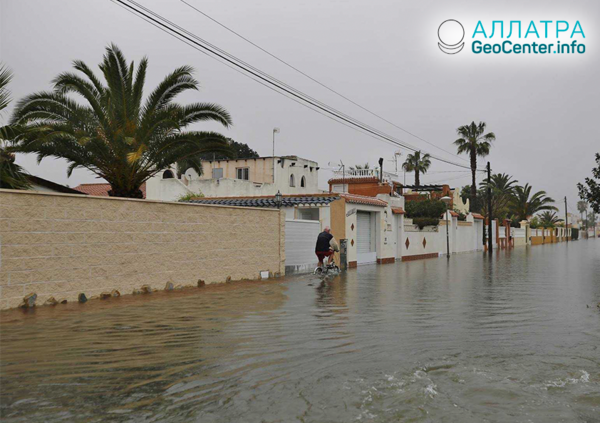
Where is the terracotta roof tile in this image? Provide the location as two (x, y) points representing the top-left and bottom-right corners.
(472, 213), (485, 220)
(391, 207), (405, 214)
(185, 194), (338, 208)
(74, 182), (146, 198)
(340, 193), (387, 207)
(328, 176), (381, 185)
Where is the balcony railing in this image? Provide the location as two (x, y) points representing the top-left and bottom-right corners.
(332, 168), (399, 181)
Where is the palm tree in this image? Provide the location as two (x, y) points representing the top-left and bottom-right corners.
(479, 173), (518, 219)
(509, 184), (557, 222)
(577, 200), (587, 229)
(402, 151), (431, 187)
(454, 121), (496, 211)
(349, 163), (370, 172)
(538, 211), (562, 227)
(10, 44), (233, 198)
(0, 65), (31, 190)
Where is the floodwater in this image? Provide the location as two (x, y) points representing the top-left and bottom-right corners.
(1, 241), (599, 422)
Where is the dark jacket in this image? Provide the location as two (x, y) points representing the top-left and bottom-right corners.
(315, 231), (334, 252)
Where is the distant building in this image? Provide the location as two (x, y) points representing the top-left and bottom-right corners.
(146, 155), (322, 201)
(28, 176), (85, 195)
(327, 168), (468, 213)
(566, 212), (580, 229)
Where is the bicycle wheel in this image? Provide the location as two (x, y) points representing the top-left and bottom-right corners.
(314, 267), (323, 275)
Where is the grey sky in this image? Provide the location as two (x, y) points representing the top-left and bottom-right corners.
(1, 0), (598, 216)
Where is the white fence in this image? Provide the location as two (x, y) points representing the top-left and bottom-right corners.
(401, 215), (484, 259)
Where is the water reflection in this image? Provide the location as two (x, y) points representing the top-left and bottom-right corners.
(1, 241), (599, 422)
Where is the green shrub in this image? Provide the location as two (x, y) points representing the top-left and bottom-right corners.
(405, 199), (446, 219)
(178, 191), (204, 201)
(412, 217), (441, 229)
(453, 209), (467, 221)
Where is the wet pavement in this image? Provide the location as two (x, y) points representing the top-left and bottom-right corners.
(1, 240), (599, 422)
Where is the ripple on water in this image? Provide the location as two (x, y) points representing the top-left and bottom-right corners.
(1, 242), (600, 422)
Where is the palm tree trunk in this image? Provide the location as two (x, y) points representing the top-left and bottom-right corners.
(415, 169), (420, 187)
(470, 150), (477, 212)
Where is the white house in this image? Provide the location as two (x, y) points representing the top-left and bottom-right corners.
(146, 155), (322, 201)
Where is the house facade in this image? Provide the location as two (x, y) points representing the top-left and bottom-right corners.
(185, 192), (407, 273)
(146, 156), (322, 202)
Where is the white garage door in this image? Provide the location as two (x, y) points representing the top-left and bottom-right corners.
(357, 212), (376, 264)
(285, 219), (321, 273)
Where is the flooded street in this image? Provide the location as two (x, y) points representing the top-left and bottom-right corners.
(1, 241), (599, 422)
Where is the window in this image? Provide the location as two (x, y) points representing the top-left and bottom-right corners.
(162, 170), (174, 179)
(212, 168), (223, 179)
(300, 176), (306, 188)
(289, 174), (295, 187)
(298, 208), (319, 221)
(236, 167), (249, 180)
(332, 184), (347, 193)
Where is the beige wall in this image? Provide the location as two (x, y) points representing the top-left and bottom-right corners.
(0, 190), (285, 310)
(200, 157), (275, 183)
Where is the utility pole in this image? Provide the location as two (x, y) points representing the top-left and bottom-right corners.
(564, 196), (568, 242)
(487, 162), (493, 254)
(340, 160), (346, 193)
(272, 128), (280, 183)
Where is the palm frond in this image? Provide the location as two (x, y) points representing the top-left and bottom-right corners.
(10, 44), (233, 198)
(0, 65), (14, 114)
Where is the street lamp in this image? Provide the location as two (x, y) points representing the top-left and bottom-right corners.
(275, 190), (283, 209)
(441, 196), (452, 258)
(272, 128), (280, 183)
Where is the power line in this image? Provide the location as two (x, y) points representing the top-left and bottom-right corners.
(421, 173), (475, 185)
(123, 0), (445, 161)
(178, 0), (469, 164)
(111, 0), (448, 157)
(110, 0), (419, 152)
(112, 0), (478, 171)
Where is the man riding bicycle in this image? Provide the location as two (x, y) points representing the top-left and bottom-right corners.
(315, 226), (339, 268)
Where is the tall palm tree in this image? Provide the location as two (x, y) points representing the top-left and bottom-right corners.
(538, 211), (562, 227)
(0, 65), (31, 190)
(402, 151), (431, 187)
(509, 184), (557, 222)
(454, 121), (496, 211)
(479, 173), (518, 219)
(10, 44), (233, 198)
(577, 200), (587, 228)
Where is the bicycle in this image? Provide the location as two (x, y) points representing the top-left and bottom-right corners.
(314, 258), (340, 276)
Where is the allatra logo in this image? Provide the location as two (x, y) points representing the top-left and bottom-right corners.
(438, 19), (465, 54)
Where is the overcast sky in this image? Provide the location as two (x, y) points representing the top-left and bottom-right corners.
(1, 0), (598, 215)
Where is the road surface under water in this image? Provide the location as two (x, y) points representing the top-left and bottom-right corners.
(1, 240), (599, 422)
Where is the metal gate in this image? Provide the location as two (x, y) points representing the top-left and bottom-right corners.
(357, 212), (376, 264)
(284, 219), (321, 274)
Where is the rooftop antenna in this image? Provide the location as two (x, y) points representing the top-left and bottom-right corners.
(327, 160), (346, 193)
(387, 150), (402, 174)
(339, 160), (346, 193)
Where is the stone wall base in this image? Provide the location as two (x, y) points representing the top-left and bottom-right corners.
(401, 253), (439, 262)
(376, 257), (395, 264)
